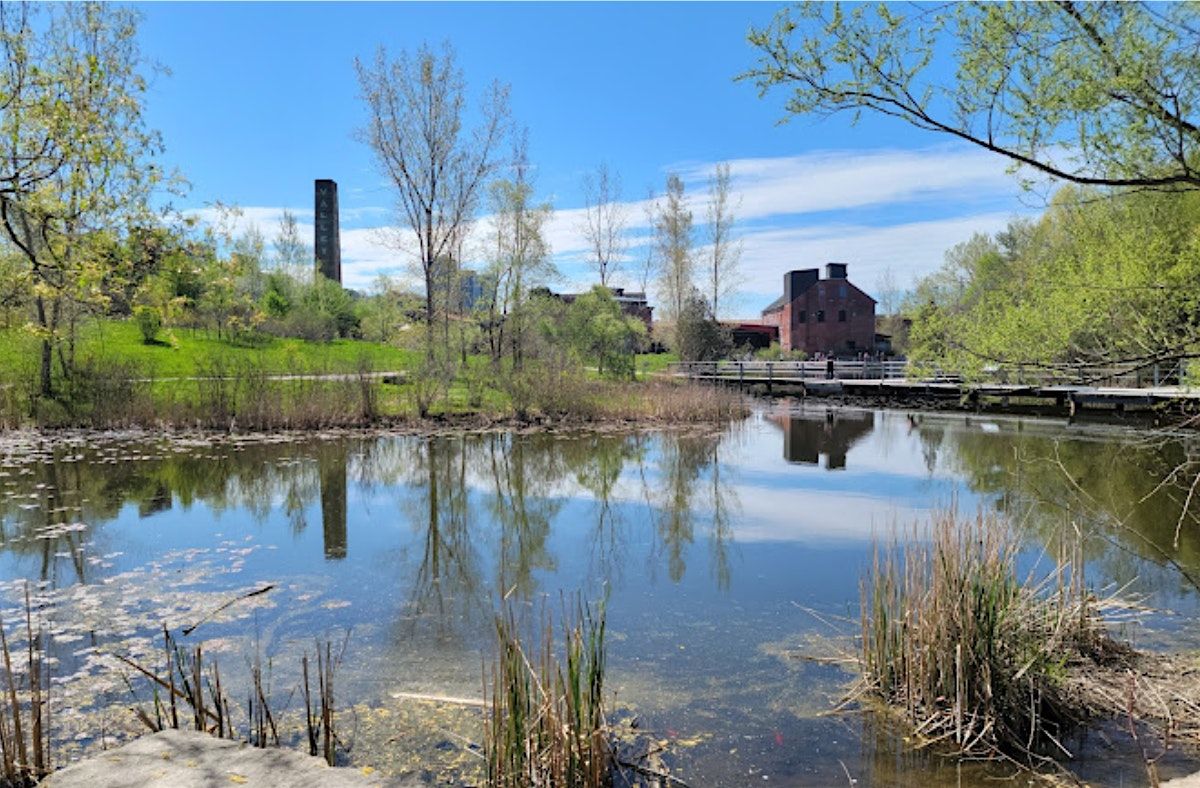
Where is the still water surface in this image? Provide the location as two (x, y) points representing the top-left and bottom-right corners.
(1, 403), (1199, 785)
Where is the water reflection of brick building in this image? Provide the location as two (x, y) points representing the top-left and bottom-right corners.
(768, 410), (875, 470)
(760, 264), (876, 356)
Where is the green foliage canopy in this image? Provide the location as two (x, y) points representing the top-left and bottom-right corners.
(563, 286), (647, 379)
(907, 186), (1200, 374)
(745, 2), (1200, 190)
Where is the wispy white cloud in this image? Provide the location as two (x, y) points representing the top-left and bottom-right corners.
(542, 146), (1026, 301)
(187, 145), (1026, 298)
(673, 146), (1015, 222)
(729, 211), (1020, 315)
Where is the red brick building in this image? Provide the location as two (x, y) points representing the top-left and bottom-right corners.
(760, 264), (876, 356)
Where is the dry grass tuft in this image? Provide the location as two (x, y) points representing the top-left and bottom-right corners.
(855, 510), (1127, 762)
(587, 380), (749, 423)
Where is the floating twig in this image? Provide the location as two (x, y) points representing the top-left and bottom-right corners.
(182, 584), (276, 636)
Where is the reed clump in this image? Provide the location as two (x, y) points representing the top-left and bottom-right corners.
(856, 510), (1122, 761)
(0, 587), (52, 786)
(120, 628), (341, 767)
(485, 599), (610, 788)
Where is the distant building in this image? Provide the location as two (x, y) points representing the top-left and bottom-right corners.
(725, 322), (778, 350)
(760, 264), (876, 356)
(460, 271), (484, 311)
(547, 286), (654, 332)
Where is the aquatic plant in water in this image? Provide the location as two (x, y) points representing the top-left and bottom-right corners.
(854, 510), (1127, 765)
(486, 597), (610, 787)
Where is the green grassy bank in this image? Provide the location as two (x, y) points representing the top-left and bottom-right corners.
(0, 319), (418, 379)
(0, 320), (731, 430)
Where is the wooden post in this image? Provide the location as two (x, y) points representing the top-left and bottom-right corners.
(738, 362), (744, 388)
(767, 361), (773, 394)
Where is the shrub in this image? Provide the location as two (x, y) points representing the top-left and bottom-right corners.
(133, 305), (163, 344)
(61, 359), (156, 428)
(754, 342), (807, 361)
(675, 291), (732, 362)
(407, 355), (452, 418)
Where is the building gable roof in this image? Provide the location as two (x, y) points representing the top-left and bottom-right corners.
(761, 293), (788, 314)
(761, 278), (878, 314)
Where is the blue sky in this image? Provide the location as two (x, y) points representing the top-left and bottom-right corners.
(137, 2), (1033, 317)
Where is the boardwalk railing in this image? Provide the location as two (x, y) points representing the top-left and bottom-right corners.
(668, 359), (1187, 389)
(667, 360), (909, 382)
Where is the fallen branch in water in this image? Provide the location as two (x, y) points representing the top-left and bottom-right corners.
(182, 585), (276, 636)
(389, 690), (488, 708)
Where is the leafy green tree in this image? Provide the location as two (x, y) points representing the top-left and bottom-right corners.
(564, 286), (647, 379)
(744, 2), (1200, 190)
(262, 271), (293, 319)
(0, 245), (31, 329)
(358, 275), (415, 344)
(907, 187), (1200, 374)
(298, 276), (359, 340)
(0, 3), (163, 397)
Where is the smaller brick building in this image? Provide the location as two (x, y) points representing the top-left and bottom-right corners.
(760, 264), (876, 356)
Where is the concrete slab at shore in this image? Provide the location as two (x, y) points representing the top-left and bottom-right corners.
(42, 730), (427, 788)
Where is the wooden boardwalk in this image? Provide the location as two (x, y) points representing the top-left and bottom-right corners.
(669, 360), (1200, 414)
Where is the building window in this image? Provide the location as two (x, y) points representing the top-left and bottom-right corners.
(816, 310), (825, 323)
(839, 285), (847, 298)
(838, 309), (847, 322)
(847, 340), (857, 350)
(797, 310), (806, 324)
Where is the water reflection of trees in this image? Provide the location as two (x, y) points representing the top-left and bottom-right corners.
(914, 416), (1200, 596)
(396, 436), (484, 640)
(0, 430), (742, 624)
(0, 438), (357, 586)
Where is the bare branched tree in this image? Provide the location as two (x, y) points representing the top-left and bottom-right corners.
(484, 132), (555, 369)
(652, 174), (695, 327)
(355, 42), (510, 356)
(273, 209), (310, 281)
(636, 187), (657, 296)
(704, 162), (741, 319)
(579, 163), (627, 288)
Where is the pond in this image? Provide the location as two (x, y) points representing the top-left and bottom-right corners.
(1, 402), (1199, 785)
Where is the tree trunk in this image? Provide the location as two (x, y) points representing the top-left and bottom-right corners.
(424, 266), (436, 362)
(35, 296), (52, 398)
